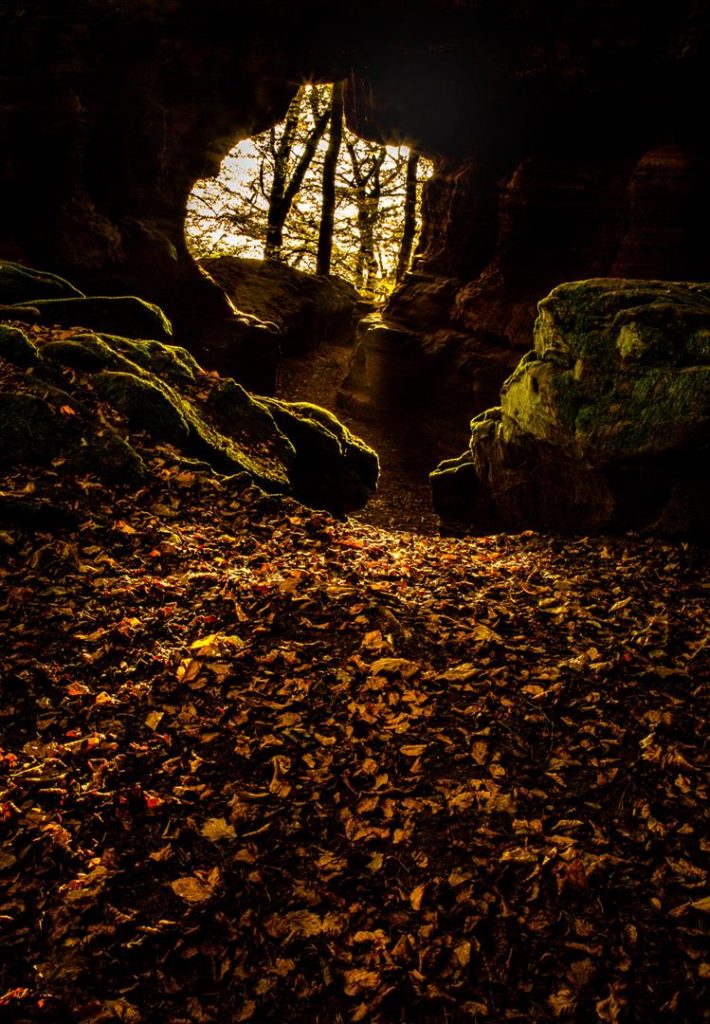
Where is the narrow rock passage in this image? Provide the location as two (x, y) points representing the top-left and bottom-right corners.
(276, 346), (470, 533)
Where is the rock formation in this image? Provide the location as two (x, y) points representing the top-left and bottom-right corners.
(0, 2), (708, 535)
(0, 262), (378, 517)
(1, 2), (707, 371)
(431, 280), (710, 538)
(200, 257), (362, 354)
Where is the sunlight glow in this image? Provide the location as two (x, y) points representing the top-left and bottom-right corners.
(186, 84), (433, 298)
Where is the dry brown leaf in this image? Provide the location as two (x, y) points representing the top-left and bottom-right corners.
(200, 817), (237, 842)
(595, 986), (625, 1023)
(285, 910), (322, 937)
(454, 940), (471, 968)
(169, 869), (220, 904)
(409, 882), (426, 910)
(343, 968), (380, 996)
(448, 866), (473, 887)
(369, 657), (419, 678)
(548, 987), (577, 1016)
(234, 1000), (256, 1022)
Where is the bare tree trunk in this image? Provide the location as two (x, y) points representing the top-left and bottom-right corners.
(347, 139), (385, 293)
(265, 91), (330, 261)
(396, 150), (420, 280)
(316, 81), (344, 275)
(265, 96), (301, 261)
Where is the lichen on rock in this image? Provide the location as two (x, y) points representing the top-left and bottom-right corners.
(431, 279), (710, 538)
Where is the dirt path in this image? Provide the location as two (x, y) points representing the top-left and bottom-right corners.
(276, 345), (469, 534)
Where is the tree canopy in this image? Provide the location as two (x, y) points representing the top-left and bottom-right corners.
(185, 83), (432, 299)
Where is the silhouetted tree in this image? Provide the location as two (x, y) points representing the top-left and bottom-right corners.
(316, 81), (344, 275)
(186, 83), (430, 297)
(264, 89), (330, 262)
(396, 150), (420, 280)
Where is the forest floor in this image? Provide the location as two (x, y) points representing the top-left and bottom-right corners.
(1, 437), (708, 1023)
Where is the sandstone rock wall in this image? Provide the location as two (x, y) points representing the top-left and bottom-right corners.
(0, 1), (708, 388)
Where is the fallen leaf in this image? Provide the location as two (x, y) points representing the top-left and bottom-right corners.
(201, 817), (237, 842)
(169, 869), (220, 904)
(409, 882), (426, 910)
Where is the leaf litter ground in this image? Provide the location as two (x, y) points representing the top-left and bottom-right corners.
(1, 446), (708, 1023)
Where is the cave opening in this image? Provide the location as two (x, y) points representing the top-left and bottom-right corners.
(185, 81), (433, 301)
(184, 81), (444, 533)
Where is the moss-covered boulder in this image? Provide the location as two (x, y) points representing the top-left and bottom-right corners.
(258, 397), (379, 514)
(93, 371), (191, 444)
(42, 331), (201, 383)
(502, 279), (710, 460)
(0, 262), (379, 516)
(0, 261), (84, 304)
(20, 296), (173, 341)
(91, 371), (293, 487)
(98, 334), (199, 382)
(0, 324), (40, 367)
(0, 382), (142, 479)
(42, 335), (140, 374)
(431, 280), (710, 538)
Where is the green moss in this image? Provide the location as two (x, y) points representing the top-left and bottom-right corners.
(93, 371), (191, 444)
(430, 451), (479, 521)
(266, 399), (379, 483)
(257, 397), (379, 513)
(0, 260), (84, 304)
(0, 324), (40, 367)
(42, 335), (139, 373)
(470, 407), (502, 428)
(98, 334), (200, 383)
(206, 379), (290, 450)
(501, 352), (537, 390)
(574, 366), (710, 458)
(263, 400), (346, 466)
(687, 329), (710, 365)
(24, 296), (173, 340)
(42, 331), (201, 387)
(535, 279), (710, 365)
(93, 371), (292, 488)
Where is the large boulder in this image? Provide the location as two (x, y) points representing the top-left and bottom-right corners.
(0, 266), (379, 515)
(200, 257), (362, 353)
(431, 279), (710, 539)
(257, 397), (379, 515)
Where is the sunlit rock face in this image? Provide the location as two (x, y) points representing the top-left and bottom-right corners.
(200, 257), (361, 354)
(431, 280), (710, 538)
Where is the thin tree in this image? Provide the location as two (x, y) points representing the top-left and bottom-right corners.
(265, 90), (331, 261)
(316, 81), (344, 275)
(396, 150), (420, 280)
(346, 139), (386, 292)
